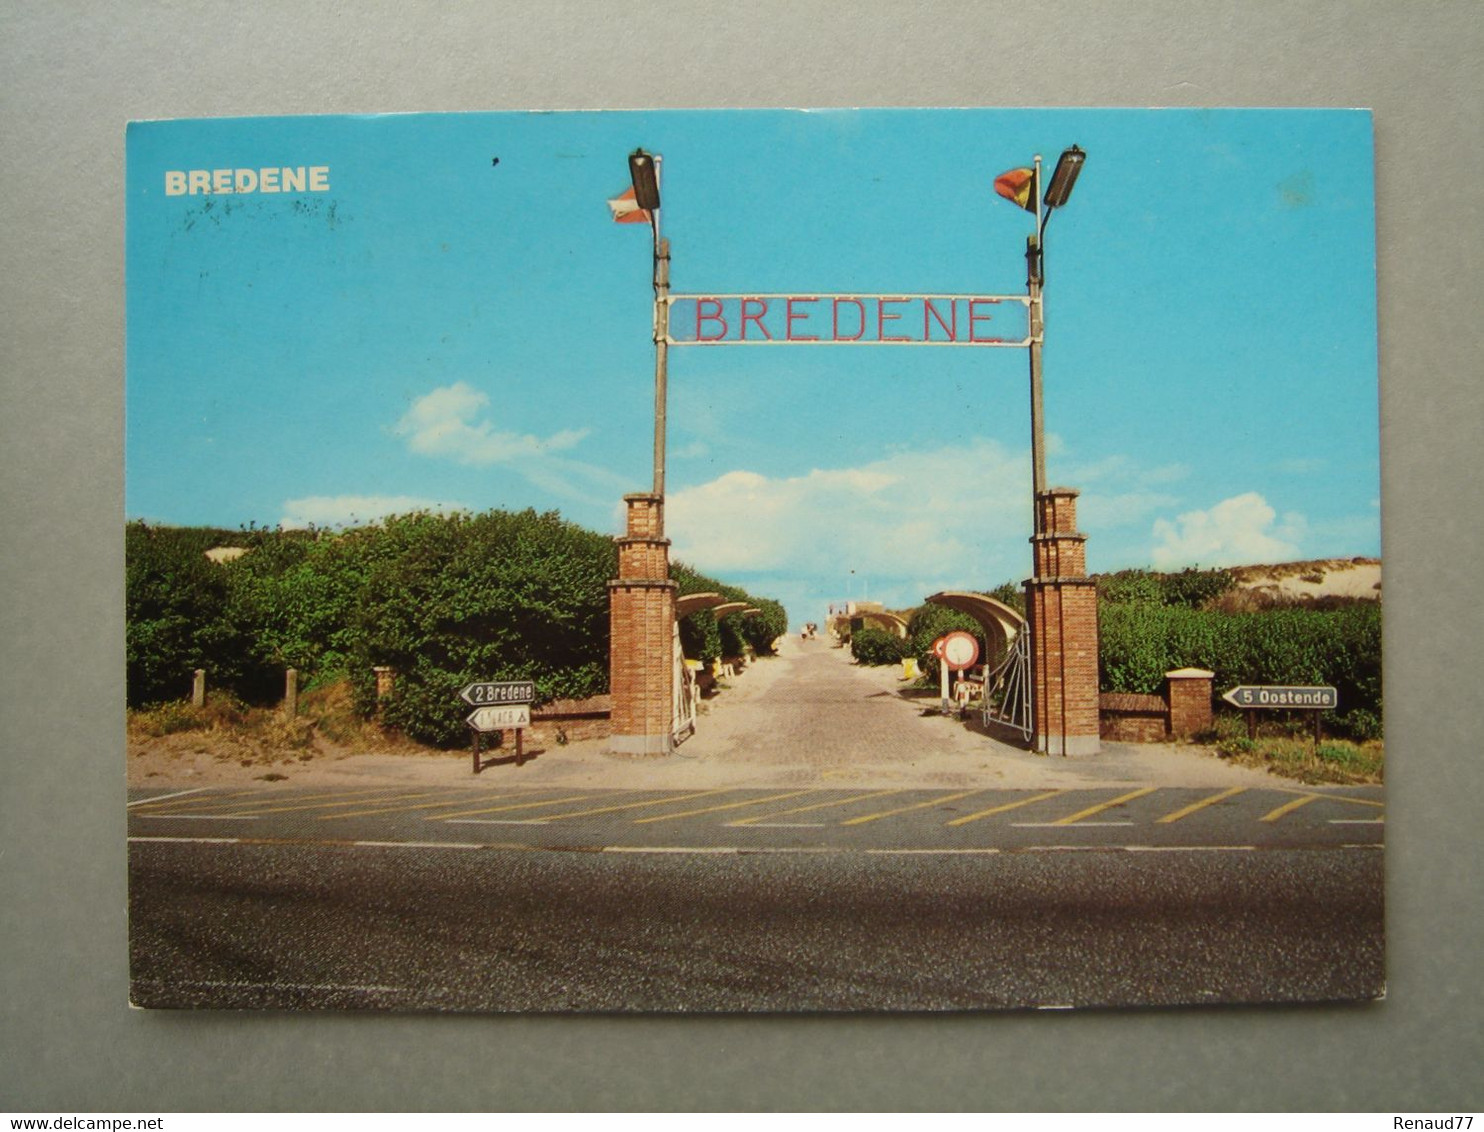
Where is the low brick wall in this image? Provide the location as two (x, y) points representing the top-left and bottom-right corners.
(1098, 669), (1214, 743)
(1099, 692), (1169, 742)
(529, 695), (612, 743)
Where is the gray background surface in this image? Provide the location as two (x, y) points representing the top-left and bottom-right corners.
(2, 0), (1480, 1113)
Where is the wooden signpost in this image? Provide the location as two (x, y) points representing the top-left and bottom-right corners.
(462, 681), (536, 773)
(1221, 684), (1338, 745)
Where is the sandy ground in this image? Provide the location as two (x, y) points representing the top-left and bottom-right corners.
(128, 635), (1282, 794)
(1232, 558), (1381, 601)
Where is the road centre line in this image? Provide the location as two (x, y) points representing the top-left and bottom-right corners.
(320, 789), (535, 820)
(445, 819), (554, 826)
(1051, 787), (1158, 826)
(431, 792), (607, 820)
(1261, 793), (1322, 823)
(127, 786), (215, 807)
(1330, 818), (1385, 825)
(727, 789), (903, 827)
(944, 790), (1064, 827)
(1155, 786), (1247, 824)
(840, 789), (987, 826)
(1013, 821), (1134, 828)
(632, 790), (816, 824)
(503, 788), (732, 823)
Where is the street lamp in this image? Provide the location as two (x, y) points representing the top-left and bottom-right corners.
(1016, 145), (1085, 532)
(629, 148), (670, 519)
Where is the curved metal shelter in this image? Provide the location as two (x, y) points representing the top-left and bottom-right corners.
(675, 592), (726, 617)
(923, 591), (1024, 659)
(924, 590), (1032, 742)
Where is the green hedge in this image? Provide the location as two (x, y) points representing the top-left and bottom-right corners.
(125, 513), (788, 748)
(1098, 600), (1382, 733)
(850, 628), (910, 666)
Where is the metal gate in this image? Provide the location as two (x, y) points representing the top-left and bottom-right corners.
(982, 628), (1032, 742)
(672, 620), (697, 745)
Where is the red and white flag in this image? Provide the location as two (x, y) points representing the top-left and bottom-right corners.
(607, 186), (651, 224)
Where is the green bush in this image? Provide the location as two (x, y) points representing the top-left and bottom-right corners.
(1098, 599), (1382, 730)
(126, 513), (790, 747)
(850, 627), (909, 666)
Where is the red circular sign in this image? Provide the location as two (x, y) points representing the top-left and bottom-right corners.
(931, 636), (949, 659)
(941, 631), (981, 671)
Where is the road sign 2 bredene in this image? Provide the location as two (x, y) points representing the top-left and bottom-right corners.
(1221, 685), (1338, 710)
(461, 680), (535, 707)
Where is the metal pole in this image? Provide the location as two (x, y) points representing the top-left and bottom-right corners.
(1027, 154), (1046, 535)
(650, 156), (669, 528)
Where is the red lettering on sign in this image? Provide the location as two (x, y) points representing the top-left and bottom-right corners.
(924, 299), (957, 342)
(740, 298), (772, 340)
(786, 297), (819, 341)
(878, 298), (909, 342)
(832, 297), (865, 341)
(696, 298), (728, 342)
(968, 299), (1001, 343)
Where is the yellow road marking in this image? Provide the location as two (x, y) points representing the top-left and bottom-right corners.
(1324, 794), (1385, 809)
(729, 789), (902, 826)
(1261, 793), (1321, 823)
(945, 790), (1064, 828)
(518, 789), (734, 822)
(321, 790), (535, 820)
(130, 787), (292, 812)
(1051, 787), (1158, 826)
(221, 788), (456, 817)
(841, 789), (988, 826)
(1155, 786), (1246, 824)
(433, 793), (607, 820)
(133, 785), (402, 814)
(632, 790), (815, 824)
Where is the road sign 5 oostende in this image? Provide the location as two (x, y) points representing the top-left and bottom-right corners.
(1222, 685), (1338, 710)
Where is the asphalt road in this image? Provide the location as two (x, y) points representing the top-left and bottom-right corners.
(129, 838), (1383, 1011)
(127, 641), (1385, 1013)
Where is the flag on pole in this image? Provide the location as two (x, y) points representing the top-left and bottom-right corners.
(607, 186), (651, 224)
(993, 166), (1039, 213)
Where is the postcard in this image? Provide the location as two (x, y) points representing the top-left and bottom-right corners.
(126, 108), (1382, 1011)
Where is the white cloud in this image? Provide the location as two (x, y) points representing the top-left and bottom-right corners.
(1150, 492), (1306, 568)
(666, 441), (1032, 610)
(395, 382), (588, 466)
(280, 494), (467, 529)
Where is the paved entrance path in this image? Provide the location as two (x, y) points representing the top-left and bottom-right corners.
(128, 636), (1296, 794)
(654, 635), (1283, 791)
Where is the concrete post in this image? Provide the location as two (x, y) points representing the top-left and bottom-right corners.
(284, 668), (299, 719)
(372, 666), (395, 705)
(192, 669), (206, 708)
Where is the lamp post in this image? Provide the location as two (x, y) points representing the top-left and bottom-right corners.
(1023, 144), (1085, 533)
(629, 148), (669, 527)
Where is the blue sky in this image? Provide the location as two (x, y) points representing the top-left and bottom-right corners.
(126, 109), (1379, 627)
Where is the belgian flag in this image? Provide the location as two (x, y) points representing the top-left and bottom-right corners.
(993, 166), (1038, 213)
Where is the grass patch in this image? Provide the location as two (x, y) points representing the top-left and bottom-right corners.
(127, 678), (408, 766)
(1211, 713), (1383, 785)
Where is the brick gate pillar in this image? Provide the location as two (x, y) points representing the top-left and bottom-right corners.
(1024, 487), (1101, 756)
(607, 492), (677, 758)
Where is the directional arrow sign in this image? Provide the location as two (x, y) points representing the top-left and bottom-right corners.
(460, 680), (535, 706)
(467, 704), (531, 732)
(1222, 685), (1337, 710)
